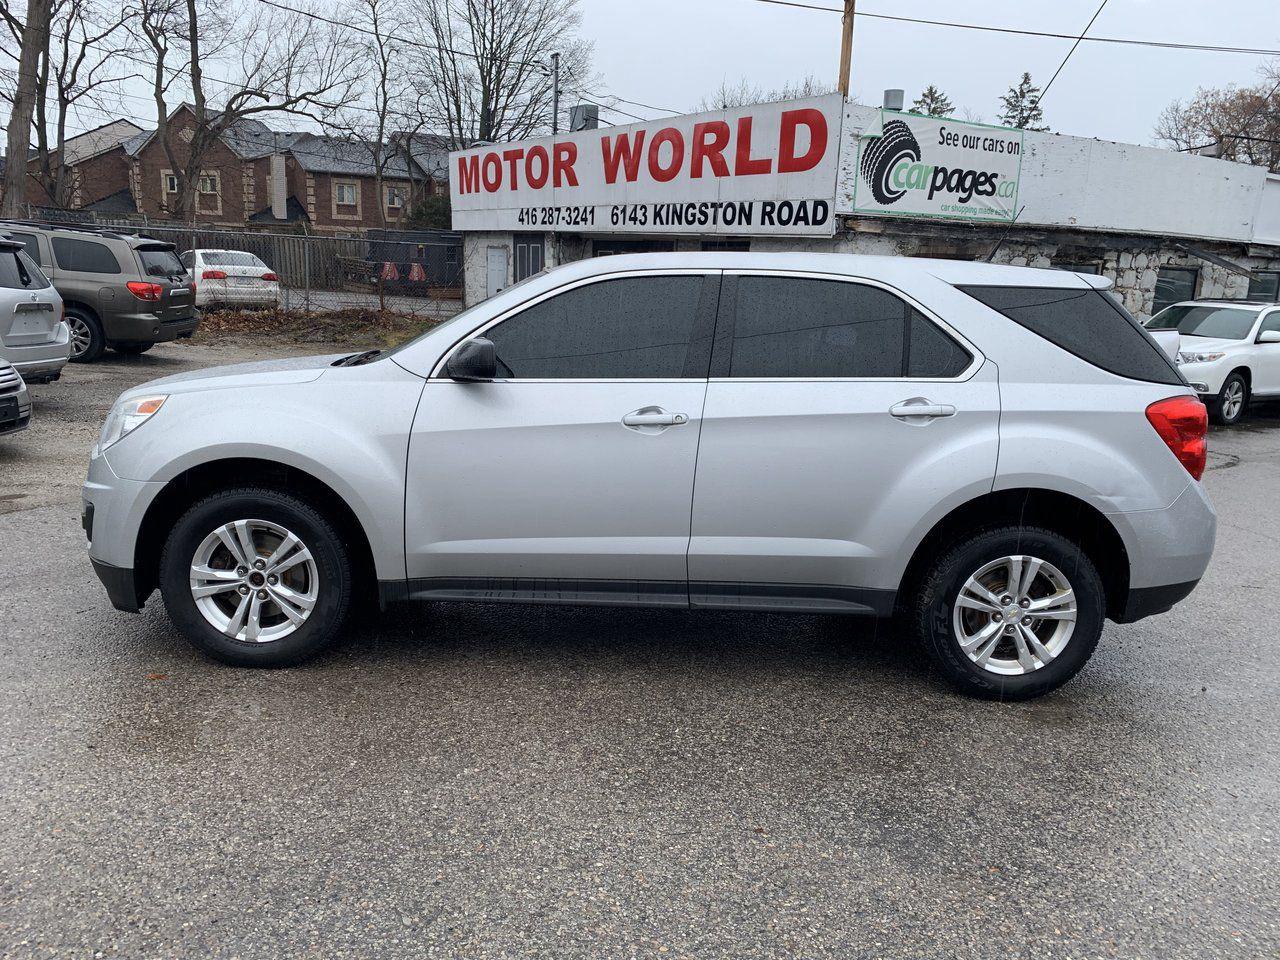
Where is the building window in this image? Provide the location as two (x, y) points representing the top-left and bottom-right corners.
(1153, 266), (1199, 315)
(335, 182), (359, 206)
(198, 174), (218, 194)
(164, 173), (179, 193)
(1052, 260), (1103, 275)
(385, 185), (405, 210)
(1248, 270), (1279, 302)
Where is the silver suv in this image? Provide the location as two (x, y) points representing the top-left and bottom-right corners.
(0, 238), (68, 383)
(83, 254), (1216, 699)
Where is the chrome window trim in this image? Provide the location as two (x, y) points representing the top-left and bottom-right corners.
(716, 268), (984, 383)
(428, 268), (720, 382)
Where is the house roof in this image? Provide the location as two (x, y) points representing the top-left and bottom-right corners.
(53, 120), (145, 164)
(83, 188), (138, 214)
(392, 132), (451, 180)
(121, 105), (300, 160)
(287, 132), (416, 178)
(248, 195), (309, 223)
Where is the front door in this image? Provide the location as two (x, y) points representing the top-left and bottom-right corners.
(485, 246), (509, 298)
(513, 233), (545, 281)
(687, 272), (1000, 612)
(1254, 309), (1280, 395)
(404, 271), (719, 603)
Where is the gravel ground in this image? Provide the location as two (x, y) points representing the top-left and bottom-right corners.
(0, 341), (1276, 959)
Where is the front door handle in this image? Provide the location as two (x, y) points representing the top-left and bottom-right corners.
(622, 407), (689, 431)
(889, 398), (957, 421)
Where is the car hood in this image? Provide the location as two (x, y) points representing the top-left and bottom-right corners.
(120, 353), (349, 400)
(1177, 336), (1240, 355)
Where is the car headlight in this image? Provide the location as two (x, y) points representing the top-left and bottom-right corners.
(97, 394), (167, 453)
(1177, 351), (1226, 364)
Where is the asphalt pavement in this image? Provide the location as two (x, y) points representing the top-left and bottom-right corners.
(0, 340), (1276, 959)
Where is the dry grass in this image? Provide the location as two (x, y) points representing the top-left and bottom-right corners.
(193, 306), (446, 349)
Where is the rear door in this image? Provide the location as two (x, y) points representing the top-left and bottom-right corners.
(687, 271), (1000, 612)
(404, 270), (719, 601)
(134, 244), (195, 321)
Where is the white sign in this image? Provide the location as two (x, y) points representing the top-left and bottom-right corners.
(450, 95), (845, 236)
(850, 111), (1023, 222)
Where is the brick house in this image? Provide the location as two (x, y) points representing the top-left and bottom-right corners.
(22, 119), (143, 211)
(22, 106), (446, 235)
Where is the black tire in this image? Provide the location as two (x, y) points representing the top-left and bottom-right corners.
(860, 118), (921, 206)
(159, 487), (353, 667)
(65, 306), (105, 363)
(911, 526), (1105, 701)
(112, 342), (153, 355)
(1211, 372), (1248, 426)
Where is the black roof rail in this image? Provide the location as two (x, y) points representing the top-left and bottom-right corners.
(0, 218), (167, 244)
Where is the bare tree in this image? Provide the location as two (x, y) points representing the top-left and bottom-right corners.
(136, 0), (361, 219)
(1, 0), (53, 215)
(1155, 61), (1280, 172)
(695, 74), (836, 112)
(414, 0), (594, 150)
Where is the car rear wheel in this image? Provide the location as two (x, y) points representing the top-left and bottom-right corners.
(159, 487), (353, 667)
(66, 307), (105, 363)
(1212, 373), (1248, 426)
(911, 526), (1105, 700)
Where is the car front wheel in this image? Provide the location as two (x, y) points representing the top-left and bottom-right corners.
(912, 527), (1105, 700)
(1213, 373), (1248, 426)
(159, 487), (353, 666)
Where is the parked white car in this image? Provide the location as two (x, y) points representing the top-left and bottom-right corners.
(180, 249), (281, 309)
(1145, 299), (1280, 425)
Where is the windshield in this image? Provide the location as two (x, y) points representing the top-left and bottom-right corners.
(137, 246), (186, 278)
(1146, 304), (1258, 340)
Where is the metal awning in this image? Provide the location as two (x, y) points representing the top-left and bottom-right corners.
(1173, 243), (1253, 278)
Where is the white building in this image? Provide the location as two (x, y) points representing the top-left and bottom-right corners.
(450, 95), (1280, 317)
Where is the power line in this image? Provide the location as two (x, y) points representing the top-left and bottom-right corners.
(740, 0), (1280, 57)
(1041, 0), (1109, 100)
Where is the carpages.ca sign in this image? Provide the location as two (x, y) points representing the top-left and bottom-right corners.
(450, 94), (844, 236)
(851, 111), (1023, 222)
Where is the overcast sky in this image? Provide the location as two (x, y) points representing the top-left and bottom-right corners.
(577, 0), (1278, 145)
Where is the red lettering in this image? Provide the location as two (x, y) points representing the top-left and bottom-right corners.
(777, 108), (827, 173)
(647, 127), (684, 183)
(734, 117), (772, 176)
(457, 155), (480, 194)
(481, 153), (501, 192)
(501, 148), (524, 189)
(553, 142), (579, 187)
(601, 130), (647, 184)
(525, 145), (549, 189)
(690, 121), (730, 178)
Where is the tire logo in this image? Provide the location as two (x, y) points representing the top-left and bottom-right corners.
(860, 119), (920, 206)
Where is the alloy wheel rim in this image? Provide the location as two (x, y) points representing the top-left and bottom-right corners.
(1223, 381), (1244, 420)
(189, 519), (318, 643)
(68, 317), (92, 357)
(952, 554), (1077, 676)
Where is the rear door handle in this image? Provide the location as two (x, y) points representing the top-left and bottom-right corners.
(889, 398), (956, 420)
(622, 407), (688, 429)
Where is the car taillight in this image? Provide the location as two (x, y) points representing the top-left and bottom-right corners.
(1146, 395), (1208, 481)
(126, 281), (163, 302)
(202, 269), (227, 280)
(261, 272), (278, 282)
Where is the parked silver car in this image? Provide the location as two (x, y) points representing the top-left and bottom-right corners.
(0, 357), (32, 437)
(83, 253), (1215, 699)
(0, 237), (69, 383)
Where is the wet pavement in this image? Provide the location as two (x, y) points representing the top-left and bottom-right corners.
(0, 342), (1277, 958)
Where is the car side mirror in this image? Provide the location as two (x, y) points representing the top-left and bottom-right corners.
(1258, 330), (1280, 344)
(445, 337), (497, 381)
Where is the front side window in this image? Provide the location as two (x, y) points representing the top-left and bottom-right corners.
(722, 276), (970, 379)
(1257, 311), (1280, 338)
(51, 237), (121, 274)
(1146, 304), (1258, 341)
(1153, 266), (1198, 315)
(484, 275), (708, 379)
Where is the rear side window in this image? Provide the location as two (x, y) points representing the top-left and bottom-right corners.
(52, 237), (121, 274)
(959, 285), (1182, 386)
(0, 249), (51, 289)
(486, 275), (709, 379)
(136, 246), (186, 277)
(722, 276), (971, 378)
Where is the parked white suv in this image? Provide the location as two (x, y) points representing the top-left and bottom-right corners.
(83, 254), (1215, 699)
(1145, 299), (1280, 425)
(0, 237), (69, 383)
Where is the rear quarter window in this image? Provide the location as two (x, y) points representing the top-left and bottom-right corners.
(959, 284), (1182, 386)
(52, 237), (121, 274)
(0, 249), (51, 290)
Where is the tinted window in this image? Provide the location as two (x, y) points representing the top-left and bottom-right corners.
(1153, 267), (1198, 315)
(486, 275), (706, 379)
(908, 311), (971, 377)
(52, 237), (121, 274)
(961, 285), (1181, 385)
(1248, 271), (1279, 302)
(0, 249), (51, 289)
(728, 277), (907, 378)
(7, 232), (42, 264)
(136, 246), (185, 277)
(203, 250), (267, 268)
(1146, 304), (1258, 340)
(1258, 311), (1280, 336)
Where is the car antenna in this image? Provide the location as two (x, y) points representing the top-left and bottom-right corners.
(986, 204), (1027, 262)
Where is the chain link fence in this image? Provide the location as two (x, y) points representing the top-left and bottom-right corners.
(25, 208), (464, 320)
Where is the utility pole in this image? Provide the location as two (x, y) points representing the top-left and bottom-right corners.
(550, 52), (561, 135)
(837, 0), (856, 99)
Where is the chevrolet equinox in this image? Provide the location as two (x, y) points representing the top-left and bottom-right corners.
(84, 253), (1216, 699)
